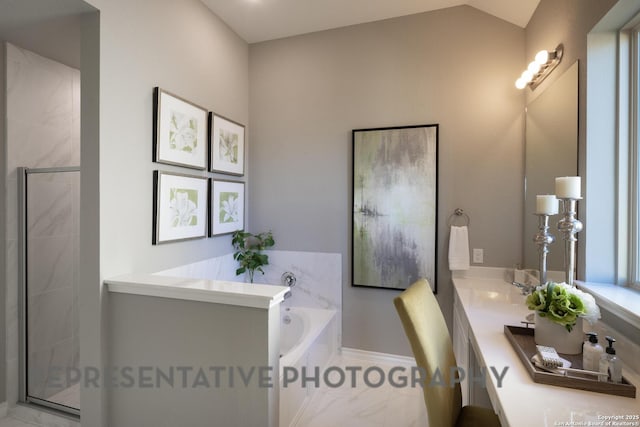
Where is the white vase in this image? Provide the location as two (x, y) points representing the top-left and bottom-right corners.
(534, 313), (583, 355)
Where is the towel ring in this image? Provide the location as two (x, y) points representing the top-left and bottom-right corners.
(447, 208), (470, 227)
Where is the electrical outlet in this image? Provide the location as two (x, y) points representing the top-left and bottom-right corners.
(473, 248), (484, 264)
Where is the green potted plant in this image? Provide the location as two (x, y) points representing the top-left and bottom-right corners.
(526, 281), (600, 354)
(231, 230), (275, 283)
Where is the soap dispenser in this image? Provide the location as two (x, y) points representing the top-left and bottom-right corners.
(599, 336), (622, 383)
(582, 332), (603, 372)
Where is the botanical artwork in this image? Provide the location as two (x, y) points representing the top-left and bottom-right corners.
(153, 87), (208, 170)
(210, 113), (245, 175)
(169, 110), (198, 154)
(211, 180), (245, 236)
(219, 129), (239, 165)
(153, 171), (208, 244)
(169, 188), (198, 227)
(219, 191), (240, 223)
(352, 125), (438, 291)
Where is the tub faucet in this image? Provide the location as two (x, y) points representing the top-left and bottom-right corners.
(512, 281), (535, 295)
(282, 272), (296, 300)
(282, 272), (297, 287)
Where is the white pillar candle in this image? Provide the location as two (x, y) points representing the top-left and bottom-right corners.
(536, 195), (558, 215)
(555, 176), (581, 199)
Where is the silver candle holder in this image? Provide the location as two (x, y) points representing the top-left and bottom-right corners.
(533, 213), (555, 287)
(557, 198), (583, 286)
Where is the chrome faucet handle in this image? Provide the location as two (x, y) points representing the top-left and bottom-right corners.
(281, 271), (297, 287)
(512, 281), (533, 295)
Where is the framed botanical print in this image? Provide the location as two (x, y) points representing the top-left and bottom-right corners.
(210, 179), (245, 236)
(351, 124), (438, 292)
(153, 87), (208, 170)
(153, 171), (208, 244)
(209, 113), (245, 176)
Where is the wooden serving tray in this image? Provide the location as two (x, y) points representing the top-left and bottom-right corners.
(504, 325), (636, 398)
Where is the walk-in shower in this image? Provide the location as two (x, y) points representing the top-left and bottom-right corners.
(18, 167), (80, 416)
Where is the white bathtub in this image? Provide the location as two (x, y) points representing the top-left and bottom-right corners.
(279, 306), (337, 427)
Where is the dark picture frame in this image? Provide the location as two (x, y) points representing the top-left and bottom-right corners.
(209, 113), (245, 176)
(153, 171), (208, 244)
(210, 179), (245, 236)
(153, 87), (208, 170)
(351, 124), (438, 292)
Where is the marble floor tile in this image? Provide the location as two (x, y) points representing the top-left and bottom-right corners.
(0, 417), (40, 427)
(294, 353), (428, 427)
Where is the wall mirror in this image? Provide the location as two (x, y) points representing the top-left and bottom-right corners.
(523, 61), (578, 274)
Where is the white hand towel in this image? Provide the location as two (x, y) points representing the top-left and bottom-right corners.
(448, 225), (470, 271)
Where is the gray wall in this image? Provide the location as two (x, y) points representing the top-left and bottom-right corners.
(0, 15), (81, 69)
(0, 40), (7, 404)
(77, 0), (249, 424)
(525, 0), (618, 104)
(0, 2), (89, 408)
(107, 294), (279, 427)
(249, 6), (526, 355)
(88, 0), (248, 276)
(78, 10), (101, 424)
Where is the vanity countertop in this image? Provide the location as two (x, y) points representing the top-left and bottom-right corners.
(452, 269), (640, 427)
(105, 273), (289, 309)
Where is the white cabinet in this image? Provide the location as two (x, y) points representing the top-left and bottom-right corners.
(452, 290), (470, 406)
(453, 288), (494, 408)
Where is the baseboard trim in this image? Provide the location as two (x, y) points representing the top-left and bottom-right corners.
(340, 347), (416, 366)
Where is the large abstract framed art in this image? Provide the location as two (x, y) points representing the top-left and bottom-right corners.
(351, 124), (438, 292)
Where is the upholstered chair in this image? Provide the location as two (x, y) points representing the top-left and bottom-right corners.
(393, 279), (501, 427)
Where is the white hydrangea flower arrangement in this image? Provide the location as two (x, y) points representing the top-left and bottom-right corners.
(526, 282), (601, 332)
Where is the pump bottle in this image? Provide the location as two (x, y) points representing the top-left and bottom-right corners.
(582, 332), (603, 372)
(599, 336), (622, 383)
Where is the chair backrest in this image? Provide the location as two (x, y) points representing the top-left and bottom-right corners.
(394, 279), (462, 427)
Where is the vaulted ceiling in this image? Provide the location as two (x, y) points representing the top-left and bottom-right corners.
(201, 0), (540, 43)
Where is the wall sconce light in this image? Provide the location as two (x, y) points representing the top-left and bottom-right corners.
(515, 44), (564, 90)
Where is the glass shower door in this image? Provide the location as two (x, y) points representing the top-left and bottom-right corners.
(19, 167), (80, 415)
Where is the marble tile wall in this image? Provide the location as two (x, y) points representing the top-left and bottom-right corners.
(26, 172), (79, 400)
(259, 250), (341, 312)
(154, 250), (343, 345)
(155, 250), (341, 312)
(3, 43), (80, 407)
(155, 253), (238, 282)
(256, 250), (342, 351)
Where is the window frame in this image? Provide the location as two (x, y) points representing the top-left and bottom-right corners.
(625, 22), (640, 291)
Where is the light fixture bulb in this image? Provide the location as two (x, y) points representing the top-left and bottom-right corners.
(535, 50), (549, 65)
(515, 78), (527, 89)
(522, 70), (534, 82)
(528, 61), (541, 74)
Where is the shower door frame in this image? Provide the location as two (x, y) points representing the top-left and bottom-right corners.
(18, 166), (81, 417)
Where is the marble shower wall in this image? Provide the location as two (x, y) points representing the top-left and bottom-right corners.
(26, 172), (79, 400)
(4, 42), (80, 404)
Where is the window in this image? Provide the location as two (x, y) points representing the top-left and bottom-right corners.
(582, 4), (640, 331)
